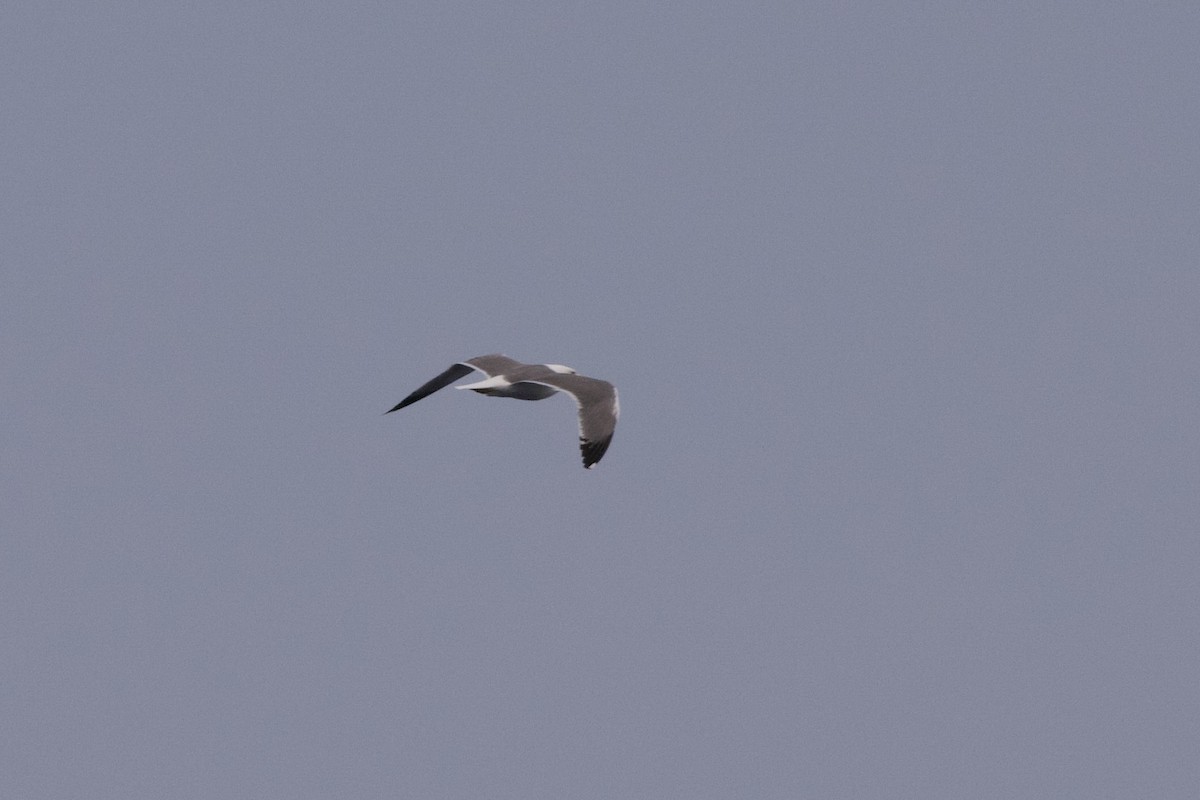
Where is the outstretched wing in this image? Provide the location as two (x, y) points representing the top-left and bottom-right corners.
(385, 354), (527, 414)
(385, 363), (475, 413)
(525, 374), (619, 468)
(462, 354), (526, 376)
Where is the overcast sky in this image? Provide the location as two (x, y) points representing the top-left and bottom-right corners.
(3, 3), (1198, 798)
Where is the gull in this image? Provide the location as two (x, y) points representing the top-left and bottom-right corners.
(386, 354), (619, 469)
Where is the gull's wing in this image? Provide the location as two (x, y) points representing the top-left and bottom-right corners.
(462, 354), (526, 377)
(524, 373), (619, 468)
(385, 354), (526, 413)
(385, 363), (474, 413)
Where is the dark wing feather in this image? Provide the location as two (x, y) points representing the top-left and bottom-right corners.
(385, 363), (474, 413)
(385, 354), (528, 414)
(526, 374), (618, 468)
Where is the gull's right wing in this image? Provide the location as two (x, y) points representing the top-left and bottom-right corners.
(385, 354), (527, 413)
(385, 363), (475, 413)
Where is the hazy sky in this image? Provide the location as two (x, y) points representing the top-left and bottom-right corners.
(3, 3), (1198, 798)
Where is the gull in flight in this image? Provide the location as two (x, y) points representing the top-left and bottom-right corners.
(386, 354), (619, 469)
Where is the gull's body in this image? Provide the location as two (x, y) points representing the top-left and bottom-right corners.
(386, 354), (619, 469)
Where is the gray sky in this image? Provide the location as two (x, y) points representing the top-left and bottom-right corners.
(3, 3), (1198, 798)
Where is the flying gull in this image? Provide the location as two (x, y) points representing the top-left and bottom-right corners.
(386, 354), (619, 469)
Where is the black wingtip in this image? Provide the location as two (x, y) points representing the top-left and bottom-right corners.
(580, 436), (612, 469)
(385, 363), (475, 417)
(385, 392), (427, 414)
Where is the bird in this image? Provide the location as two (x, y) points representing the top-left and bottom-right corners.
(386, 354), (619, 469)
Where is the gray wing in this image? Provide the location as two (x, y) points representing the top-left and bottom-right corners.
(525, 373), (619, 468)
(463, 354), (526, 376)
(385, 354), (526, 413)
